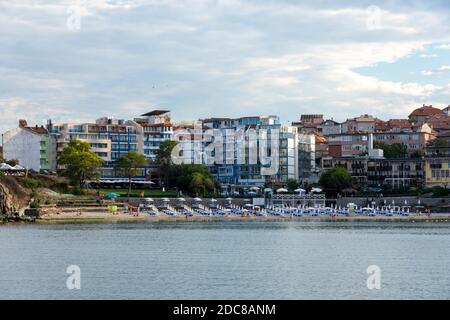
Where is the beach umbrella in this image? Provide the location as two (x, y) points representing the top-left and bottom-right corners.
(294, 188), (306, 193)
(209, 198), (217, 202)
(178, 198), (186, 202)
(193, 197), (202, 202)
(225, 197), (233, 201)
(311, 187), (322, 193)
(162, 198), (170, 202)
(250, 186), (260, 191)
(145, 198), (154, 203)
(0, 163), (14, 170)
(276, 188), (288, 193)
(105, 192), (120, 199)
(12, 164), (25, 171)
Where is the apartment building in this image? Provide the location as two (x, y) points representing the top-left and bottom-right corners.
(173, 115), (299, 190)
(292, 114), (323, 134)
(322, 156), (423, 189)
(51, 117), (145, 179)
(134, 110), (173, 161)
(298, 133), (318, 185)
(424, 146), (450, 188)
(373, 120), (434, 152)
(2, 120), (57, 172)
(341, 114), (377, 133)
(322, 119), (341, 136)
(409, 104), (445, 123)
(327, 132), (369, 157)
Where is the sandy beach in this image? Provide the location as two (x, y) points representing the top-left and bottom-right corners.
(33, 207), (450, 224)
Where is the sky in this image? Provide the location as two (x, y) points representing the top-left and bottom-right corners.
(1, 0), (450, 133)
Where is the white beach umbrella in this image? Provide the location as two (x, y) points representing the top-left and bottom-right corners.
(178, 198), (186, 202)
(145, 198), (154, 202)
(276, 188), (288, 193)
(162, 198), (170, 202)
(209, 198), (217, 202)
(193, 197), (202, 202)
(294, 188), (306, 193)
(249, 186), (260, 191)
(0, 163), (13, 170)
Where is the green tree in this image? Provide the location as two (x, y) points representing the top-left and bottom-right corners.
(5, 159), (19, 166)
(59, 140), (103, 187)
(427, 138), (450, 147)
(189, 172), (215, 197)
(319, 167), (352, 195)
(410, 150), (424, 158)
(116, 151), (148, 198)
(373, 141), (407, 158)
(287, 178), (299, 192)
(168, 164), (216, 196)
(155, 140), (178, 188)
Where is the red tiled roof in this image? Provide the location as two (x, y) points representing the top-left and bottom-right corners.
(25, 126), (48, 134)
(409, 105), (444, 117)
(387, 119), (411, 128)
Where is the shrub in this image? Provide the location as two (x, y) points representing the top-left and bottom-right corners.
(23, 177), (41, 189)
(53, 182), (69, 193)
(30, 200), (40, 209)
(71, 188), (85, 196)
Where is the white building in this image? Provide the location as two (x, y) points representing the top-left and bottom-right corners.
(134, 110), (173, 161)
(173, 116), (299, 188)
(2, 120), (56, 172)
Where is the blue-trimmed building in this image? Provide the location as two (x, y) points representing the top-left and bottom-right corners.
(173, 115), (299, 193)
(51, 117), (150, 179)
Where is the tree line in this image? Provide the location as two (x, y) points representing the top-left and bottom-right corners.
(59, 140), (216, 197)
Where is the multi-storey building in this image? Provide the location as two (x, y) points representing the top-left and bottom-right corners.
(424, 146), (450, 188)
(134, 110), (173, 161)
(373, 121), (434, 153)
(341, 114), (377, 133)
(322, 119), (341, 136)
(322, 156), (423, 189)
(51, 117), (145, 179)
(292, 114), (323, 134)
(173, 115), (299, 191)
(298, 133), (318, 185)
(2, 120), (57, 172)
(409, 104), (445, 123)
(327, 132), (369, 157)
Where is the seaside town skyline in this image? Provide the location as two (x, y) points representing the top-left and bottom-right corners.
(3, 103), (450, 195)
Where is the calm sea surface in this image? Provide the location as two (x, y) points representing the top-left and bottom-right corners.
(0, 221), (449, 299)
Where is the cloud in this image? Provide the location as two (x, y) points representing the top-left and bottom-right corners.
(421, 65), (450, 76)
(1, 0), (450, 131)
(436, 44), (450, 50)
(420, 53), (438, 58)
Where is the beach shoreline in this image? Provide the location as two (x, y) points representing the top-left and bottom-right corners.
(27, 210), (450, 224)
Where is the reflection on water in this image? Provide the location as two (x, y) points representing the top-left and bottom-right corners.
(1, 221), (449, 299)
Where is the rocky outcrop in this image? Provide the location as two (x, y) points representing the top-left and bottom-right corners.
(0, 182), (18, 217)
(0, 176), (30, 218)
